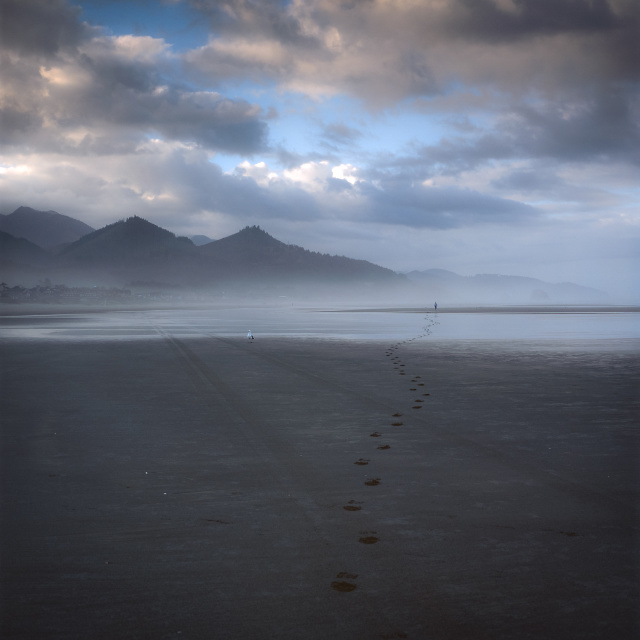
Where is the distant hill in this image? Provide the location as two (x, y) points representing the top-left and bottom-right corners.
(406, 269), (607, 304)
(43, 219), (405, 296)
(47, 220), (406, 295)
(0, 230), (52, 285)
(0, 209), (609, 303)
(198, 225), (405, 286)
(57, 216), (195, 265)
(54, 216), (199, 286)
(0, 206), (94, 249)
(190, 234), (214, 246)
(0, 230), (51, 267)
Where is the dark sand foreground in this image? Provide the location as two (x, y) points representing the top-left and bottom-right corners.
(1, 316), (638, 639)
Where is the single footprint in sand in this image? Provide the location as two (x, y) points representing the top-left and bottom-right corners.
(331, 575), (358, 591)
(364, 478), (381, 486)
(343, 500), (363, 511)
(412, 405), (422, 409)
(359, 535), (379, 544)
(354, 458), (370, 465)
(370, 432), (382, 437)
(377, 444), (391, 450)
(392, 412), (402, 417)
(331, 584), (355, 593)
(391, 422), (403, 426)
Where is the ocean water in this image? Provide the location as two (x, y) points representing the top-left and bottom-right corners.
(1, 306), (638, 346)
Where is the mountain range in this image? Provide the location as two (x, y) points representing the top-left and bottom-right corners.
(0, 206), (608, 303)
(0, 207), (406, 300)
(404, 269), (605, 305)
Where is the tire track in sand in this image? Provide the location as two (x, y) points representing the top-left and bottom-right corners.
(154, 326), (411, 638)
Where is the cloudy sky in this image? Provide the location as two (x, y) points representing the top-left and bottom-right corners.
(1, 0), (639, 299)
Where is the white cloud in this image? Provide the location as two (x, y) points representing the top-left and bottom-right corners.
(331, 163), (360, 184)
(234, 160), (278, 185)
(283, 161), (332, 190)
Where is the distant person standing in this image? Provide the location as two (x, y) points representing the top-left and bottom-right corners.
(247, 330), (254, 341)
(434, 302), (438, 310)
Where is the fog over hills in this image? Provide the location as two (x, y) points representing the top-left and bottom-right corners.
(0, 206), (610, 304)
(199, 226), (404, 286)
(0, 231), (51, 268)
(0, 207), (95, 249)
(406, 269), (607, 305)
(190, 235), (215, 246)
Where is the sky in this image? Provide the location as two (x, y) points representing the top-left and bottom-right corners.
(1, 0), (639, 300)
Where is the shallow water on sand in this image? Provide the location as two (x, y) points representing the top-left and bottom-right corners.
(0, 305), (638, 345)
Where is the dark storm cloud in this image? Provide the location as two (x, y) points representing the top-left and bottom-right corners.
(491, 169), (564, 193)
(506, 88), (640, 164)
(446, 0), (621, 42)
(322, 123), (363, 145)
(183, 0), (640, 107)
(380, 85), (640, 181)
(188, 0), (321, 48)
(447, 0), (640, 82)
(0, 0), (90, 57)
(147, 153), (321, 223)
(355, 181), (537, 229)
(0, 0), (269, 155)
(67, 50), (269, 153)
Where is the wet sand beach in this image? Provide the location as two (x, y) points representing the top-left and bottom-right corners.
(1, 309), (638, 639)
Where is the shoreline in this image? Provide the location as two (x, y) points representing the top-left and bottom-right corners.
(1, 317), (638, 639)
(323, 304), (640, 314)
(1, 301), (639, 317)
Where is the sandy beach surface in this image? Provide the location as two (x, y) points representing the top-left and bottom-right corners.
(1, 307), (638, 639)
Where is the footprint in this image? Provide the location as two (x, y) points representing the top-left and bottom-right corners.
(369, 432), (382, 437)
(331, 571), (358, 592)
(392, 413), (403, 417)
(391, 422), (403, 426)
(418, 383), (425, 386)
(204, 518), (232, 524)
(359, 536), (379, 544)
(377, 444), (391, 450)
(409, 388), (417, 391)
(343, 500), (363, 511)
(331, 580), (357, 592)
(365, 478), (381, 486)
(414, 399), (424, 403)
(412, 405), (422, 409)
(423, 393), (430, 396)
(354, 458), (370, 465)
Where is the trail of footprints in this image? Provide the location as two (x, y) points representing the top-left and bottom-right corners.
(332, 316), (438, 633)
